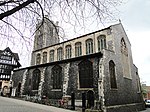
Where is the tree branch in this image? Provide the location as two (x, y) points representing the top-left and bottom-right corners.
(0, 0), (35, 20)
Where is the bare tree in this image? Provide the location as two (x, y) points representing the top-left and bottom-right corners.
(0, 0), (123, 66)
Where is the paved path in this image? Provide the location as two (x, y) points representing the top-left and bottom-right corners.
(0, 96), (76, 112)
(140, 108), (150, 112)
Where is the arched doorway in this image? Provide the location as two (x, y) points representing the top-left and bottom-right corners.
(2, 86), (8, 96)
(87, 90), (94, 108)
(17, 82), (21, 96)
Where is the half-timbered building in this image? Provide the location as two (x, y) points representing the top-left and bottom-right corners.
(0, 47), (21, 96)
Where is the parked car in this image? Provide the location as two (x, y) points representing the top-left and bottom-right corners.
(145, 100), (150, 108)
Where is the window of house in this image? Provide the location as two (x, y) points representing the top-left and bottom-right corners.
(57, 47), (63, 61)
(49, 50), (54, 62)
(78, 60), (93, 88)
(97, 35), (106, 51)
(75, 42), (82, 57)
(51, 65), (62, 89)
(109, 60), (117, 89)
(86, 39), (93, 54)
(32, 69), (41, 90)
(65, 45), (72, 59)
(36, 53), (41, 65)
(43, 52), (47, 63)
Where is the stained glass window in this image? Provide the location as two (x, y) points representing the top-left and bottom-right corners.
(52, 65), (62, 89)
(109, 60), (117, 89)
(78, 60), (93, 88)
(32, 69), (41, 90)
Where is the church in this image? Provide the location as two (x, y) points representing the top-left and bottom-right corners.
(12, 18), (145, 112)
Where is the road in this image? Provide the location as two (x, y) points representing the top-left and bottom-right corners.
(140, 108), (150, 112)
(0, 96), (76, 112)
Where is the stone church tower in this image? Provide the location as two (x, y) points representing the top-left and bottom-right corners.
(33, 17), (59, 51)
(31, 17), (59, 65)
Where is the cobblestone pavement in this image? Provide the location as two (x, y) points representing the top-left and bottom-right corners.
(0, 96), (76, 112)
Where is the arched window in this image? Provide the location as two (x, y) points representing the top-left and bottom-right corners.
(78, 60), (93, 88)
(121, 38), (130, 78)
(97, 35), (106, 51)
(43, 52), (47, 63)
(36, 53), (41, 65)
(75, 42), (82, 57)
(65, 45), (72, 59)
(50, 27), (53, 37)
(49, 50), (54, 62)
(109, 60), (117, 89)
(37, 29), (43, 49)
(121, 38), (128, 56)
(86, 39), (93, 54)
(57, 47), (63, 61)
(52, 65), (62, 89)
(32, 69), (41, 90)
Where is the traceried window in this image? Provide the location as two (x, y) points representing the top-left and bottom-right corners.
(121, 38), (131, 78)
(109, 60), (117, 89)
(43, 52), (47, 63)
(32, 69), (41, 90)
(65, 45), (72, 59)
(86, 39), (93, 54)
(75, 42), (82, 57)
(57, 47), (63, 61)
(121, 38), (128, 56)
(49, 50), (54, 62)
(52, 65), (62, 89)
(36, 53), (41, 65)
(97, 35), (106, 51)
(78, 60), (93, 88)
